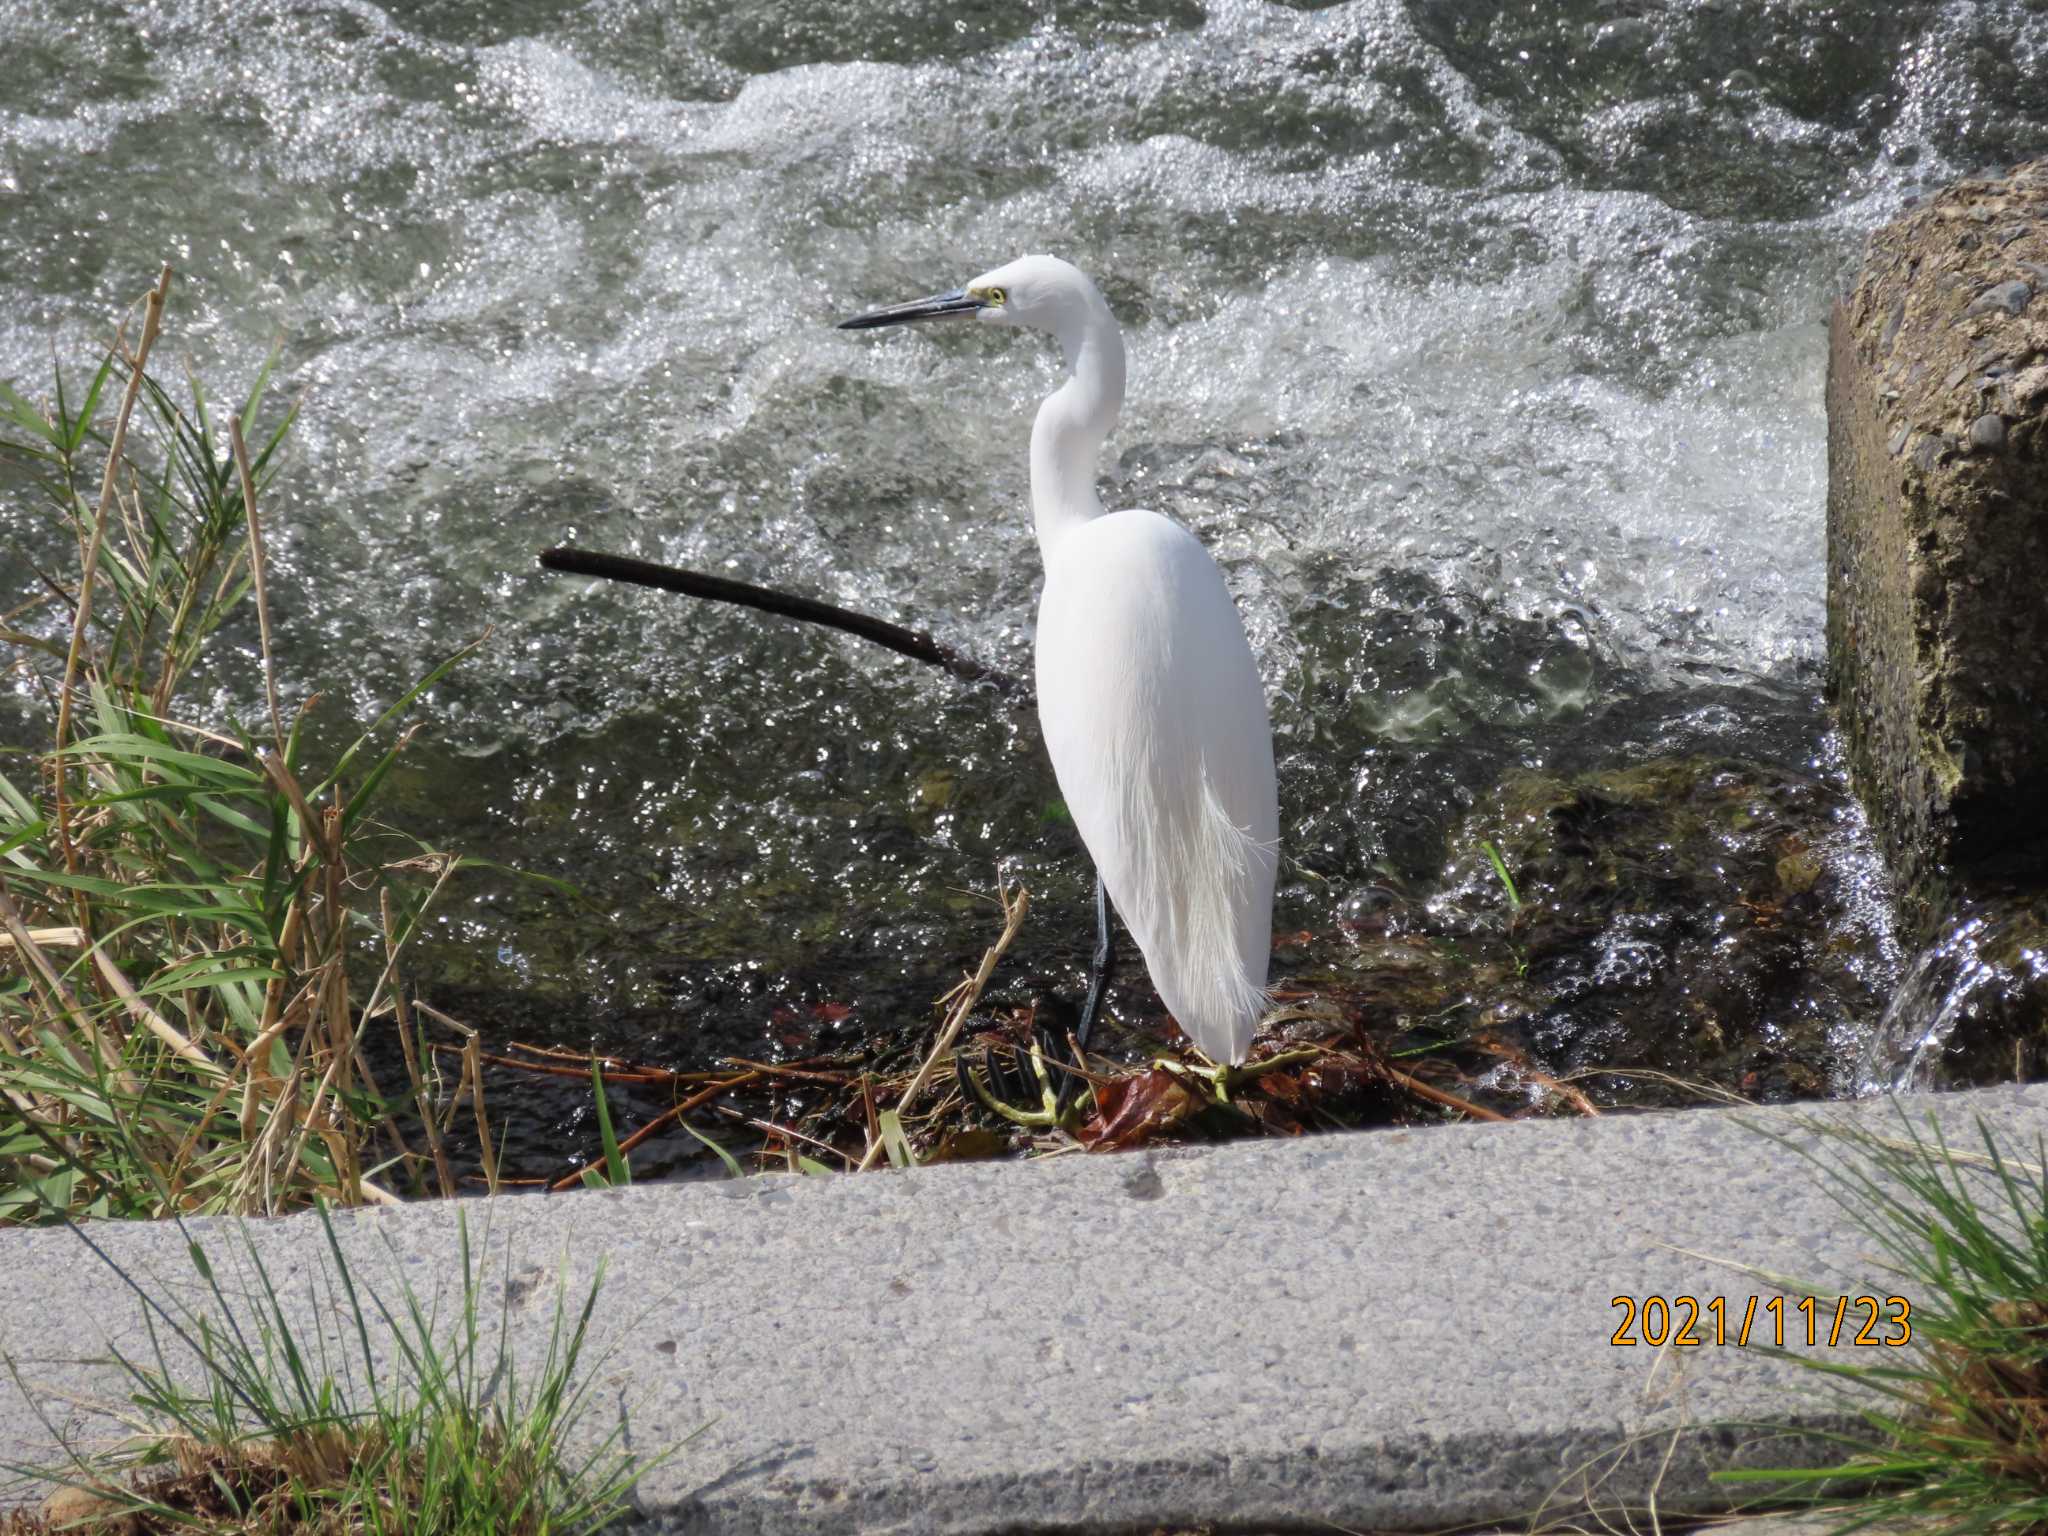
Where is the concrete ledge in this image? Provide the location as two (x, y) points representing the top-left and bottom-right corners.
(1826, 157), (2048, 907)
(8, 1088), (2048, 1533)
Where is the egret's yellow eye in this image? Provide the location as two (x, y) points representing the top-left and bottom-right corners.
(985, 286), (1007, 305)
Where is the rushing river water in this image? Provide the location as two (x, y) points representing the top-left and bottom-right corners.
(5, 0), (2048, 1175)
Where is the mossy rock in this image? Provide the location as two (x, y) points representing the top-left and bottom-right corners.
(1432, 754), (1882, 1099)
(1827, 156), (2048, 916)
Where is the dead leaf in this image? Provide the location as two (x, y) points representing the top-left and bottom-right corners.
(1079, 1066), (1197, 1149)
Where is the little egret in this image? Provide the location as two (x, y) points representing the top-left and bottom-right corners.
(839, 255), (1278, 1070)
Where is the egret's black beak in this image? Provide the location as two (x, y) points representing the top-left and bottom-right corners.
(836, 289), (986, 330)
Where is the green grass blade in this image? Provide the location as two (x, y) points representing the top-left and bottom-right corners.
(878, 1108), (913, 1170)
(591, 1058), (630, 1188)
(679, 1119), (743, 1178)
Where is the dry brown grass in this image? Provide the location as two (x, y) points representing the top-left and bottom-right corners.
(2, 268), (491, 1223)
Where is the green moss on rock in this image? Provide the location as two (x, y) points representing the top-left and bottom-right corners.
(1826, 157), (2048, 913)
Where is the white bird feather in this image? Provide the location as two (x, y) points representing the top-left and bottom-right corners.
(842, 253), (1278, 1065)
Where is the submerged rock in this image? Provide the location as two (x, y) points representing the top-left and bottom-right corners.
(1425, 755), (1892, 1101)
(1284, 752), (1899, 1113)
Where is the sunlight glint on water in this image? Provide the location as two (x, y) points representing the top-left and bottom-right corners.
(4, 0), (2047, 1140)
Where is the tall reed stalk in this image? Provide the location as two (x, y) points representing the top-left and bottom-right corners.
(1, 268), (486, 1223)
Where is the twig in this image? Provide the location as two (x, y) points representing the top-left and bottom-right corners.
(719, 1058), (857, 1086)
(462, 1035), (498, 1195)
(382, 888), (453, 1198)
(547, 1070), (763, 1192)
(539, 546), (1022, 694)
(352, 854), (459, 1029)
(0, 875), (135, 1091)
(229, 418), (286, 759)
(1473, 1034), (1602, 1116)
(1558, 1066), (1749, 1108)
(90, 947), (222, 1076)
(276, 1026), (354, 1215)
(0, 926), (86, 949)
(714, 1106), (855, 1169)
(857, 881), (1029, 1171)
(429, 1044), (675, 1083)
(1382, 1061), (1510, 1123)
(411, 1000), (476, 1038)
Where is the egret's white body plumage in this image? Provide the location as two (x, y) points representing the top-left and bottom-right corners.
(848, 254), (1277, 1065)
(1035, 510), (1278, 1064)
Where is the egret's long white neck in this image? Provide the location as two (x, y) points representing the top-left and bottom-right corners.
(1029, 303), (1125, 557)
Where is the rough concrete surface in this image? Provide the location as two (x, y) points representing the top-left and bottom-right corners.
(8, 1089), (2048, 1534)
(1826, 156), (2048, 909)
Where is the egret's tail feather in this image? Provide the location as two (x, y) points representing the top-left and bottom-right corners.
(1155, 764), (1276, 1064)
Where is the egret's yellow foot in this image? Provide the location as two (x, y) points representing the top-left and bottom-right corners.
(1160, 1046), (1326, 1103)
(954, 1033), (1091, 1129)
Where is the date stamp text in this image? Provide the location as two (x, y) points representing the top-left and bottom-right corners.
(1610, 1294), (1912, 1348)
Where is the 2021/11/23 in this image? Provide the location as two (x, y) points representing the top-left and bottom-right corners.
(1610, 1294), (1913, 1348)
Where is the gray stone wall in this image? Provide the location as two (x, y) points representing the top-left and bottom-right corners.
(1827, 158), (2048, 911)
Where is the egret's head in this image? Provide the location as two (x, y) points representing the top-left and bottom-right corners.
(837, 253), (1104, 337)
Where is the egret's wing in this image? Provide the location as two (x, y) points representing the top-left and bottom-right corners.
(1033, 509), (1277, 1064)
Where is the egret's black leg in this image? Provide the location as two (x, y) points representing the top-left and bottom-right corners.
(1038, 873), (1116, 1116)
(1075, 871), (1115, 1055)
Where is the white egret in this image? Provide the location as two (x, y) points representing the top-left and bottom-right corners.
(839, 255), (1278, 1072)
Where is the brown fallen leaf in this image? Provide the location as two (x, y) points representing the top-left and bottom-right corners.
(1078, 1066), (1198, 1149)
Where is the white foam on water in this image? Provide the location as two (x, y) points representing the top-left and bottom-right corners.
(3, 0), (2044, 1025)
(5, 0), (2037, 707)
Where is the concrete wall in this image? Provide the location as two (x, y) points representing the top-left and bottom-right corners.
(1827, 158), (2048, 912)
(9, 1089), (2048, 1533)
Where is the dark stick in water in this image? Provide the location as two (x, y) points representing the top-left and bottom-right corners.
(538, 546), (1021, 694)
